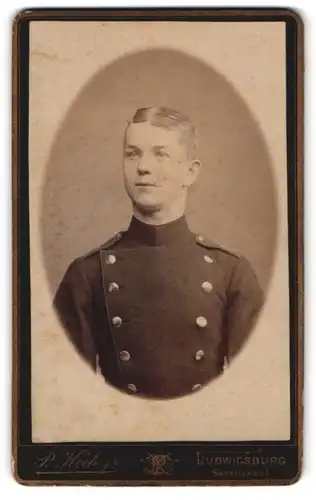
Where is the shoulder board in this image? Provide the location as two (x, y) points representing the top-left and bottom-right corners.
(82, 232), (124, 258)
(195, 235), (240, 258)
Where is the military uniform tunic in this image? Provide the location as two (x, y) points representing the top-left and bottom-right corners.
(54, 216), (264, 399)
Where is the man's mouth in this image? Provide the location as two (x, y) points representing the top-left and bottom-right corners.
(135, 182), (157, 187)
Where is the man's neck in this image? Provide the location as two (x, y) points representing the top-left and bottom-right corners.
(133, 204), (185, 226)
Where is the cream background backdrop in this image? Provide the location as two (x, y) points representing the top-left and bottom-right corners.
(29, 21), (289, 442)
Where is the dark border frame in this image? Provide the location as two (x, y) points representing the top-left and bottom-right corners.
(12, 7), (304, 486)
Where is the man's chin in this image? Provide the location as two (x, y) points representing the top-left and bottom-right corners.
(133, 200), (162, 215)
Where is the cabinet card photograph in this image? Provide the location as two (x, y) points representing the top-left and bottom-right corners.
(13, 8), (303, 485)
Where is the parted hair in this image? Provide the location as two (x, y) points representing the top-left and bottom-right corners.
(126, 106), (198, 159)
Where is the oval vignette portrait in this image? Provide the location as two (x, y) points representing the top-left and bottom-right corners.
(42, 49), (277, 400)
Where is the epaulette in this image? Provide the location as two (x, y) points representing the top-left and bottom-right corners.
(82, 231), (125, 259)
(195, 235), (240, 258)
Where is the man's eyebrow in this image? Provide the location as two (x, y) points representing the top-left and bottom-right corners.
(152, 145), (169, 149)
(124, 144), (141, 150)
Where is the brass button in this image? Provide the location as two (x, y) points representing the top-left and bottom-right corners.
(202, 281), (213, 293)
(195, 350), (205, 361)
(192, 384), (202, 391)
(112, 316), (122, 327)
(108, 282), (119, 293)
(204, 255), (214, 263)
(197, 235), (204, 243)
(127, 383), (137, 392)
(106, 254), (116, 265)
(196, 316), (208, 328)
(120, 350), (131, 361)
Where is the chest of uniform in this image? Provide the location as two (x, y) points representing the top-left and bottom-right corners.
(99, 245), (229, 396)
(100, 246), (229, 332)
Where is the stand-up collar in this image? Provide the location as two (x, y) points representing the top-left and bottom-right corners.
(124, 215), (194, 247)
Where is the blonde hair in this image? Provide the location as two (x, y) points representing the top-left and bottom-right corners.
(126, 107), (197, 159)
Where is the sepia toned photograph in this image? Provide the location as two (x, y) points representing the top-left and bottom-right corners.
(53, 103), (265, 400)
(13, 8), (303, 485)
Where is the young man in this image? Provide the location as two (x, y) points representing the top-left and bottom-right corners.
(54, 106), (264, 399)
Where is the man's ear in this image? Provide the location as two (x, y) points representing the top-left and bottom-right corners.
(185, 159), (201, 187)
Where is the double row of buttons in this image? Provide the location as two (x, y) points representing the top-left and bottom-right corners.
(126, 383), (203, 394)
(105, 246), (213, 396)
(118, 348), (205, 363)
(107, 280), (212, 297)
(112, 315), (209, 330)
(106, 249), (214, 331)
(107, 254), (214, 265)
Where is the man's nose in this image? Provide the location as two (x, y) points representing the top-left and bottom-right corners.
(137, 158), (151, 174)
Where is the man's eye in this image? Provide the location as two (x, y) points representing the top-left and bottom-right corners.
(125, 150), (138, 158)
(155, 150), (168, 158)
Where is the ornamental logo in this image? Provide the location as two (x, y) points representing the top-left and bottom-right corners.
(141, 453), (178, 476)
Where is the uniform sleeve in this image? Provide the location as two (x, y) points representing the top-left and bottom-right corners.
(225, 256), (264, 363)
(53, 259), (97, 370)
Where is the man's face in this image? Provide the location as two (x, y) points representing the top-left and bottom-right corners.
(123, 121), (198, 213)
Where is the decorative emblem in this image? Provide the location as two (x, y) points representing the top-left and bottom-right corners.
(141, 453), (178, 476)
